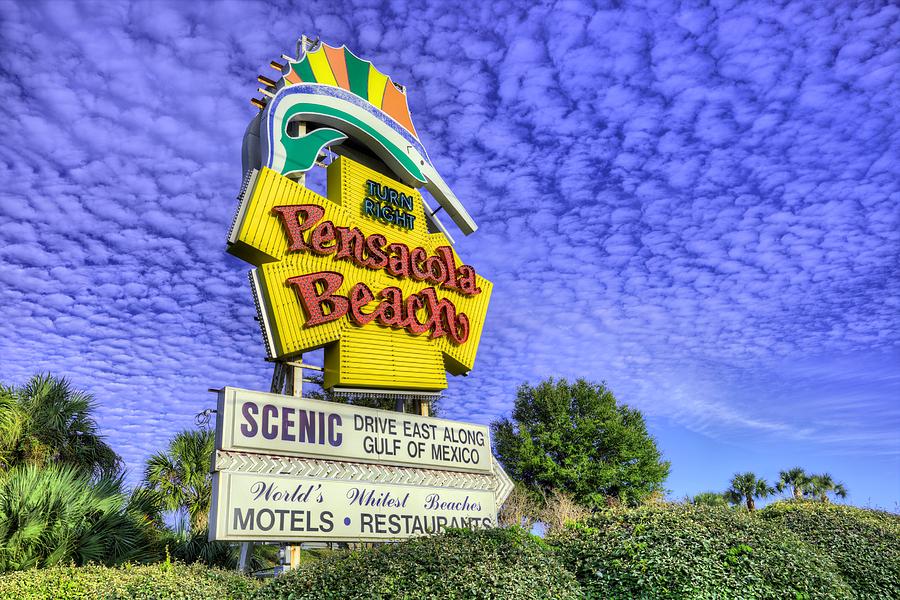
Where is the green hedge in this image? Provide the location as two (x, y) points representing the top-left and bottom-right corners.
(760, 501), (900, 598)
(2, 504), (897, 599)
(0, 562), (259, 599)
(254, 527), (581, 600)
(550, 503), (852, 599)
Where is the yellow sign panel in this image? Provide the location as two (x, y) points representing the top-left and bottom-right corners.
(228, 158), (492, 391)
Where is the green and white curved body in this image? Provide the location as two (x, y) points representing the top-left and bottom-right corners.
(243, 75), (477, 236)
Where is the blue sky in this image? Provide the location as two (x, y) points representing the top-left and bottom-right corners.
(0, 0), (897, 509)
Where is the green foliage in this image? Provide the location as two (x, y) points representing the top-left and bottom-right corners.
(491, 378), (669, 508)
(0, 374), (120, 478)
(690, 491), (729, 507)
(0, 562), (259, 599)
(0, 464), (161, 572)
(158, 526), (277, 571)
(761, 501), (900, 598)
(161, 528), (235, 569)
(0, 389), (25, 470)
(254, 527), (581, 599)
(775, 467), (849, 503)
(143, 428), (214, 532)
(725, 472), (774, 511)
(2, 504), (896, 599)
(550, 503), (852, 599)
(776, 466), (811, 500)
(804, 473), (848, 502)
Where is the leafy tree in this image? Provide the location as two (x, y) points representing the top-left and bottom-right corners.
(691, 491), (729, 507)
(0, 374), (120, 478)
(777, 466), (811, 500)
(144, 428), (214, 532)
(0, 464), (159, 571)
(725, 472), (775, 512)
(491, 378), (670, 508)
(806, 473), (848, 503)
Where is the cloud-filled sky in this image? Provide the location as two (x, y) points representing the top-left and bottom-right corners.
(0, 0), (897, 507)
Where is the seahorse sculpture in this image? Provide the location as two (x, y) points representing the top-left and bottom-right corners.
(243, 41), (477, 235)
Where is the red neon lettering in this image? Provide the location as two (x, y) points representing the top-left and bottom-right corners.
(334, 226), (367, 266)
(310, 221), (337, 255)
(286, 272), (348, 327)
(365, 234), (389, 269)
(410, 247), (429, 281)
(272, 205), (325, 252)
(271, 207), (481, 296)
(435, 247), (458, 291)
(295, 275), (469, 344)
(386, 243), (410, 278)
(348, 282), (377, 325)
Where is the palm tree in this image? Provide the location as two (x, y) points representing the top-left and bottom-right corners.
(777, 467), (810, 500)
(725, 472), (775, 512)
(0, 463), (159, 571)
(0, 374), (120, 478)
(0, 388), (25, 471)
(806, 473), (848, 503)
(144, 428), (214, 532)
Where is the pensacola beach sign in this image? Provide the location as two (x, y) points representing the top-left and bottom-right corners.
(208, 37), (510, 546)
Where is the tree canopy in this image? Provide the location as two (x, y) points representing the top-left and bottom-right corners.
(0, 374), (120, 478)
(491, 378), (669, 508)
(691, 491), (729, 507)
(777, 467), (811, 500)
(806, 473), (848, 503)
(143, 428), (214, 532)
(726, 472), (775, 512)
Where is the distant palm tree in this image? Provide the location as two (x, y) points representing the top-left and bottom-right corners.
(806, 473), (848, 503)
(0, 374), (120, 478)
(144, 428), (214, 532)
(725, 472), (775, 512)
(777, 467), (810, 500)
(691, 491), (729, 507)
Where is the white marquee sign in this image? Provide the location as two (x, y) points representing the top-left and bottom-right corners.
(215, 388), (492, 474)
(209, 388), (513, 543)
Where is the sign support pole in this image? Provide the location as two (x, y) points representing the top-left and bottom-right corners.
(236, 356), (306, 574)
(237, 538), (253, 574)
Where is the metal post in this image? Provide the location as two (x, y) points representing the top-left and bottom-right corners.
(275, 356), (302, 572)
(417, 397), (430, 417)
(237, 541), (254, 573)
(291, 358), (302, 397)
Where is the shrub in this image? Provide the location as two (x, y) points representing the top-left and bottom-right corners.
(497, 482), (540, 529)
(0, 464), (161, 571)
(760, 501), (900, 598)
(550, 503), (852, 599)
(0, 562), (259, 599)
(254, 527), (581, 599)
(159, 527), (278, 571)
(539, 488), (591, 536)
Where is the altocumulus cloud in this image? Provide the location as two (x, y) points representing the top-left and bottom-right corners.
(0, 0), (897, 484)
